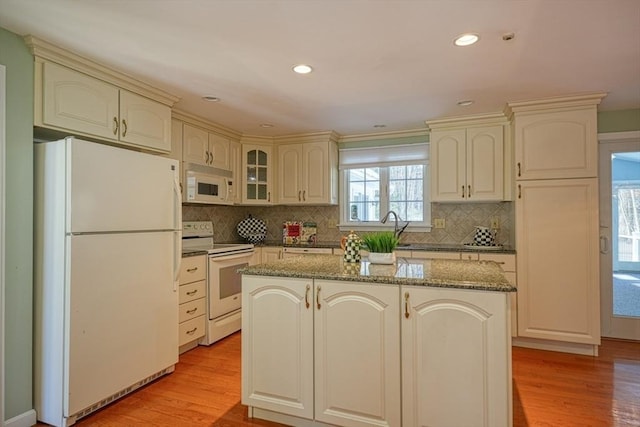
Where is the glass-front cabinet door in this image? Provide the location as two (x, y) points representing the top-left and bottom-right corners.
(242, 144), (272, 204)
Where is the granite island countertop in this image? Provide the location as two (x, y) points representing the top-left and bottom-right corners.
(256, 240), (515, 254)
(240, 254), (515, 292)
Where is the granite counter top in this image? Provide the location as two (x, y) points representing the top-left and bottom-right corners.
(240, 254), (515, 292)
(256, 240), (515, 254)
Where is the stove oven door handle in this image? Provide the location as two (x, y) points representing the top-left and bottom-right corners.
(210, 251), (254, 262)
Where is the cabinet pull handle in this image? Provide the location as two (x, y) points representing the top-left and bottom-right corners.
(186, 327), (198, 335)
(517, 162), (521, 177)
(461, 185), (466, 198)
(518, 184), (522, 199)
(113, 117), (119, 135)
(186, 290), (198, 296)
(468, 185), (471, 198)
(303, 190), (306, 201)
(121, 119), (128, 137)
(305, 284), (310, 309)
(316, 286), (321, 310)
(298, 190), (302, 201)
(404, 292), (410, 319)
(186, 308), (198, 315)
(186, 267), (198, 272)
(268, 191), (271, 202)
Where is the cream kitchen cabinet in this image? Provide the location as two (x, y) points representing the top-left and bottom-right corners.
(401, 285), (512, 427)
(242, 276), (401, 427)
(260, 246), (282, 263)
(428, 124), (505, 202)
(248, 247), (262, 265)
(37, 61), (172, 153)
(276, 139), (338, 205)
(507, 94), (604, 354)
(242, 144), (273, 204)
(178, 255), (206, 352)
(510, 98), (602, 180)
(182, 124), (230, 170)
(515, 178), (600, 347)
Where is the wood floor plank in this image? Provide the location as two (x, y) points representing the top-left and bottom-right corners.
(36, 333), (639, 426)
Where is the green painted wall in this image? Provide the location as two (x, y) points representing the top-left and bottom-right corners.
(598, 108), (640, 133)
(0, 27), (34, 421)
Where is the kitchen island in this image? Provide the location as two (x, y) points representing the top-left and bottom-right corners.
(241, 255), (514, 427)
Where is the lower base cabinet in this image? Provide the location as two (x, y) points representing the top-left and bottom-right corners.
(242, 277), (400, 427)
(242, 276), (512, 427)
(402, 287), (512, 427)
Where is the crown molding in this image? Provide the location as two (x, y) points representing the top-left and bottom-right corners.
(24, 35), (180, 107)
(504, 92), (607, 118)
(274, 130), (340, 145)
(338, 128), (428, 144)
(425, 112), (508, 130)
(172, 109), (242, 140)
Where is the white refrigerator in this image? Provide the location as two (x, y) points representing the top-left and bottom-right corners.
(34, 137), (182, 426)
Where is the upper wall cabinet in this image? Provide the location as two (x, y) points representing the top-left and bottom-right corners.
(183, 123), (230, 170)
(242, 143), (273, 205)
(276, 133), (339, 205)
(507, 96), (603, 180)
(427, 115), (508, 202)
(28, 36), (178, 153)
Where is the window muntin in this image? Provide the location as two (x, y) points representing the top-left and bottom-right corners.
(342, 163), (429, 229)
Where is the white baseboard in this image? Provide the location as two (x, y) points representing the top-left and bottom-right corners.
(513, 337), (599, 356)
(5, 409), (37, 427)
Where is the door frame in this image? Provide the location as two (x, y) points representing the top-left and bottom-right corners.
(1, 64), (6, 426)
(598, 130), (640, 340)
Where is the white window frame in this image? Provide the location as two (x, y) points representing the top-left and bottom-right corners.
(339, 143), (431, 233)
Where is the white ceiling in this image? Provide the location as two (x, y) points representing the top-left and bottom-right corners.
(1, 0), (639, 137)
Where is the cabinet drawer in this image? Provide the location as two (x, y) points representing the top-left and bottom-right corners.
(180, 256), (206, 284)
(179, 297), (206, 323)
(179, 280), (206, 304)
(179, 315), (205, 346)
(479, 253), (516, 272)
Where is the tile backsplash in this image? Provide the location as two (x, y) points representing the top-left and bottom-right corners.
(183, 202), (514, 246)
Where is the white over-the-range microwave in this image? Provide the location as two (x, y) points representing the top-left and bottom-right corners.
(185, 164), (235, 205)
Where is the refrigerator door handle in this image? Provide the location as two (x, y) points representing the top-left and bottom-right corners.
(173, 173), (182, 290)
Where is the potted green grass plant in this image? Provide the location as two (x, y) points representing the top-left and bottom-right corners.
(361, 231), (400, 264)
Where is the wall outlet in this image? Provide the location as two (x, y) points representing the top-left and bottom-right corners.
(490, 217), (500, 229)
(328, 218), (338, 228)
(434, 218), (446, 229)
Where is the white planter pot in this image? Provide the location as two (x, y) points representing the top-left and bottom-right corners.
(367, 252), (396, 265)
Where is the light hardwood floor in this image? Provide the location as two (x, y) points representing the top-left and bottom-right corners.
(39, 333), (639, 426)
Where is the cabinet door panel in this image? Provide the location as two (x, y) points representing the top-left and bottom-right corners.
(402, 287), (510, 427)
(277, 144), (303, 204)
(43, 62), (119, 141)
(430, 129), (466, 201)
(515, 109), (597, 179)
(303, 142), (329, 203)
(182, 124), (209, 165)
(242, 277), (314, 419)
(516, 178), (600, 344)
(119, 90), (172, 153)
(467, 125), (504, 201)
(209, 133), (230, 170)
(314, 280), (400, 427)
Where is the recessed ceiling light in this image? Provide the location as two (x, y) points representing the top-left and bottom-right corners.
(373, 124), (387, 128)
(202, 96), (220, 102)
(457, 100), (474, 106)
(454, 33), (479, 47)
(292, 64), (313, 74)
(259, 123), (274, 128)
